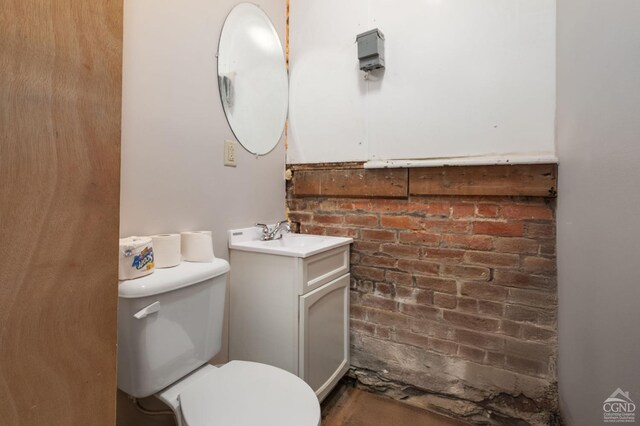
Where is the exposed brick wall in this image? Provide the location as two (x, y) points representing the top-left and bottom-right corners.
(287, 179), (558, 425)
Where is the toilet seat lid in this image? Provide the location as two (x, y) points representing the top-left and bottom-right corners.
(179, 361), (320, 426)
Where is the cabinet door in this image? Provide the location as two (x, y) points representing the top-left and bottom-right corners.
(299, 274), (350, 401)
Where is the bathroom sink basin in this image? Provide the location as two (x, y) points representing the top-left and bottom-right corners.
(228, 227), (352, 258)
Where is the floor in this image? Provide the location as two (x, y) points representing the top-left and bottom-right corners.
(321, 385), (470, 426)
(116, 382), (471, 426)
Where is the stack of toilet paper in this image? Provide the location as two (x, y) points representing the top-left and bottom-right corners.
(119, 230), (215, 281)
(119, 236), (155, 280)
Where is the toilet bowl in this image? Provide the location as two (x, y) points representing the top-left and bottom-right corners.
(117, 260), (320, 425)
(157, 361), (320, 426)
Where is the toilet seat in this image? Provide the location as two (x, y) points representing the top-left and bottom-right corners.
(177, 361), (320, 426)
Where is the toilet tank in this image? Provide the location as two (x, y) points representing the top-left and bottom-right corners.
(117, 260), (230, 398)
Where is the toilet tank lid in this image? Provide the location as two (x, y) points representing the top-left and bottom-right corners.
(118, 259), (230, 299)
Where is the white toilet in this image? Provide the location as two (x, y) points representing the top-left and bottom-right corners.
(117, 259), (321, 426)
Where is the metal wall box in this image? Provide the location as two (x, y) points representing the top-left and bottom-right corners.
(356, 28), (385, 72)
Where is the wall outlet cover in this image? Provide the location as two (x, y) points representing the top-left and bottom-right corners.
(224, 140), (237, 167)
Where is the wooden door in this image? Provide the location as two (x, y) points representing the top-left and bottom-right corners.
(0, 0), (123, 424)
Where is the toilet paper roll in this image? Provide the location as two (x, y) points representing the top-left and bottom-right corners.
(151, 234), (182, 268)
(181, 231), (214, 262)
(119, 236), (155, 280)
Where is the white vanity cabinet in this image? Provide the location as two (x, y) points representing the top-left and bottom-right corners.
(228, 231), (352, 402)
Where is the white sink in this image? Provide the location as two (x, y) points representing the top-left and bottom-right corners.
(228, 227), (352, 258)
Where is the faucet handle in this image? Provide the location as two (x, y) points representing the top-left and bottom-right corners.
(255, 223), (270, 240)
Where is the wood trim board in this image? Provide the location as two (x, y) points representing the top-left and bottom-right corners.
(290, 164), (557, 198)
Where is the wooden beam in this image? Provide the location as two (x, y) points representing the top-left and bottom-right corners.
(409, 164), (557, 197)
(294, 168), (408, 198)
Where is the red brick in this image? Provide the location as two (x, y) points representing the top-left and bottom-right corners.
(381, 216), (422, 229)
(380, 243), (421, 258)
(350, 305), (367, 321)
(505, 355), (549, 378)
(351, 319), (375, 335)
(507, 288), (557, 308)
(486, 351), (506, 368)
(410, 319), (455, 340)
(394, 330), (429, 348)
(478, 300), (504, 317)
(314, 214), (343, 224)
(385, 271), (413, 286)
(414, 276), (457, 294)
(396, 287), (433, 305)
(539, 241), (556, 256)
(374, 282), (394, 297)
(429, 338), (458, 355)
(441, 234), (493, 251)
(410, 201), (451, 216)
(458, 345), (486, 363)
(505, 339), (553, 363)
(361, 294), (398, 311)
(361, 229), (396, 241)
(422, 219), (469, 234)
(423, 248), (466, 262)
(288, 211), (312, 223)
(319, 200), (338, 211)
(324, 227), (359, 238)
(473, 221), (524, 237)
(476, 204), (499, 218)
(375, 325), (392, 339)
(397, 259), (440, 276)
(525, 223), (555, 239)
(443, 311), (500, 332)
(455, 329), (505, 350)
(398, 231), (440, 246)
(504, 305), (538, 322)
(493, 270), (555, 291)
(352, 280), (373, 293)
(351, 266), (385, 281)
(505, 305), (556, 326)
(400, 303), (440, 320)
(441, 265), (491, 281)
(395, 287), (433, 305)
(500, 204), (554, 221)
(336, 199), (370, 211)
(433, 293), (457, 309)
(300, 224), (326, 235)
(522, 256), (556, 274)
(353, 241), (381, 253)
(344, 214), (379, 227)
(499, 320), (522, 338)
(451, 204), (475, 218)
(367, 199), (410, 213)
(463, 251), (519, 268)
(521, 324), (556, 342)
(493, 237), (539, 254)
(359, 254), (397, 268)
(457, 297), (478, 313)
(366, 308), (410, 329)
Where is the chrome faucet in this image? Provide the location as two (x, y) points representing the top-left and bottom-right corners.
(256, 220), (291, 241)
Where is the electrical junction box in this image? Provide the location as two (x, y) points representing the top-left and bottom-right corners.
(356, 28), (385, 72)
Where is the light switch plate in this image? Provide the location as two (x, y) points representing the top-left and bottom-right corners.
(224, 140), (237, 167)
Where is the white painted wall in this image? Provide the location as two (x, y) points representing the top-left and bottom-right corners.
(557, 1), (640, 424)
(288, 0), (556, 164)
(119, 0), (286, 370)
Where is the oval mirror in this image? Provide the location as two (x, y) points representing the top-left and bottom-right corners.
(218, 3), (288, 155)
